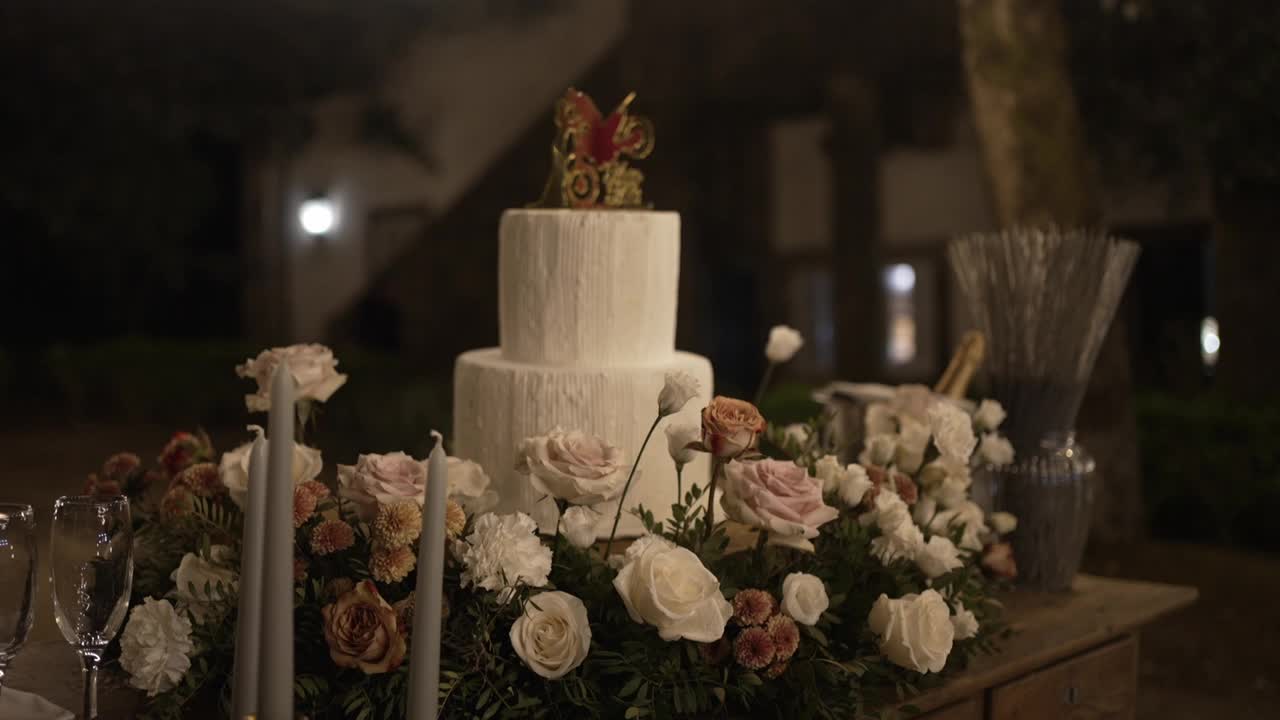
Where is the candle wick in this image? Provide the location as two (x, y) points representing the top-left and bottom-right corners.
(430, 430), (444, 451)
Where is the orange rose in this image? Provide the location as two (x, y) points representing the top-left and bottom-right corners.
(700, 396), (766, 458)
(321, 580), (406, 674)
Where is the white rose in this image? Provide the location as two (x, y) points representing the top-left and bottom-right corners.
(460, 512), (552, 602)
(170, 545), (238, 623)
(447, 457), (498, 513)
(220, 429), (323, 509)
(665, 422), (701, 469)
(859, 483), (908, 528)
(612, 535), (732, 642)
(868, 590), (955, 673)
(859, 434), (897, 467)
(510, 591), (591, 679)
(658, 371), (701, 417)
(928, 501), (988, 551)
(765, 325), (805, 363)
(978, 433), (1015, 467)
(864, 403), (896, 437)
(119, 598), (194, 696)
(951, 602), (979, 640)
(928, 403), (977, 464)
(972, 399), (1006, 431)
(781, 572), (829, 626)
(235, 343), (348, 413)
(989, 511), (1018, 535)
(916, 535), (963, 579)
(559, 506), (601, 549)
(516, 428), (627, 506)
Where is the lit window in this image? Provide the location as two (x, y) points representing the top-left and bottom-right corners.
(299, 197), (337, 236)
(883, 263), (917, 365)
(1200, 316), (1219, 368)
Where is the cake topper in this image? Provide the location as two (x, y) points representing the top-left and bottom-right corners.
(531, 88), (654, 209)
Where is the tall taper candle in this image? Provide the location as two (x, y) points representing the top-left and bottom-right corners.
(408, 431), (448, 718)
(233, 435), (268, 719)
(261, 368), (296, 719)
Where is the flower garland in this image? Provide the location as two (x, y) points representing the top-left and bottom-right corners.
(95, 333), (1016, 719)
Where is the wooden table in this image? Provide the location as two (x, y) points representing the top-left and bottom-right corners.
(6, 575), (1195, 719)
(909, 574), (1197, 719)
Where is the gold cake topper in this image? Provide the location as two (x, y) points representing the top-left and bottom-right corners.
(531, 88), (654, 209)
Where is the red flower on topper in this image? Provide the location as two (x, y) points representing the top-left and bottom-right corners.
(532, 88), (654, 209)
(558, 90), (652, 165)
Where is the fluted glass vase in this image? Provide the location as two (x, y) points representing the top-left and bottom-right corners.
(993, 432), (1095, 591)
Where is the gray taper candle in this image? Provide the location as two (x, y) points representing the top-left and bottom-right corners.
(261, 368), (296, 718)
(408, 431), (448, 718)
(233, 433), (268, 718)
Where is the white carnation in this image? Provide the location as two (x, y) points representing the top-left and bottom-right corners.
(978, 433), (1015, 467)
(765, 325), (804, 363)
(895, 419), (932, 473)
(658, 371), (701, 417)
(781, 423), (811, 448)
(870, 505), (925, 564)
(916, 535), (963, 579)
(928, 403), (977, 463)
(460, 512), (552, 602)
(119, 598), (194, 696)
(972, 399), (1006, 431)
(928, 501), (988, 552)
(834, 463), (873, 507)
(813, 455), (844, 493)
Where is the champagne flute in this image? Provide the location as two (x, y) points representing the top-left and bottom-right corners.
(50, 496), (133, 720)
(0, 503), (37, 701)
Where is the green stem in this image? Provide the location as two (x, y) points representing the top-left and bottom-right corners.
(703, 457), (725, 543)
(676, 466), (684, 505)
(754, 527), (769, 577)
(753, 362), (776, 407)
(605, 415), (662, 559)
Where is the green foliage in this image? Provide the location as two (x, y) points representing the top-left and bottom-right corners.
(1137, 391), (1280, 550)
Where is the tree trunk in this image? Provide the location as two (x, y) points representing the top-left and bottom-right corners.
(958, 0), (1145, 542)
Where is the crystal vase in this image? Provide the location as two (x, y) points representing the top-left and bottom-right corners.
(993, 432), (1095, 592)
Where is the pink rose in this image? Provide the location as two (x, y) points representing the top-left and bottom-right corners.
(338, 452), (428, 521)
(515, 428), (627, 505)
(720, 459), (839, 552)
(236, 343), (348, 413)
(701, 396), (766, 458)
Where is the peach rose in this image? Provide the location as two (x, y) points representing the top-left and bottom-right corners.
(982, 542), (1018, 579)
(701, 396), (766, 458)
(321, 580), (406, 674)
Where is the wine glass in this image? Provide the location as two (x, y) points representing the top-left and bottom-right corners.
(0, 503), (37, 701)
(50, 496), (133, 720)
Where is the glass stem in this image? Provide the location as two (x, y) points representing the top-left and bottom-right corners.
(80, 650), (102, 720)
(0, 661), (7, 701)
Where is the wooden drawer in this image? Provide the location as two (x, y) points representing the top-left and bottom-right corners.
(991, 635), (1138, 720)
(917, 694), (982, 720)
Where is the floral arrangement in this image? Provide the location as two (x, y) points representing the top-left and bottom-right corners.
(92, 332), (1018, 719)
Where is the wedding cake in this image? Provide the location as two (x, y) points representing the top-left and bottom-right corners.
(453, 90), (713, 537)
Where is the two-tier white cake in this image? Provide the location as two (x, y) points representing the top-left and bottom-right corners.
(453, 209), (713, 536)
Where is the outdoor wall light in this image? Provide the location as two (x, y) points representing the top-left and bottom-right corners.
(298, 196), (337, 237)
(1200, 316), (1220, 368)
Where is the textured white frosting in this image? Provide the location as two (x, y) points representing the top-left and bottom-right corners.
(454, 348), (713, 537)
(499, 209), (680, 366)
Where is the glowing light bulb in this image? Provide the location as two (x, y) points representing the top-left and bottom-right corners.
(1200, 316), (1220, 367)
(884, 263), (916, 294)
(298, 198), (336, 236)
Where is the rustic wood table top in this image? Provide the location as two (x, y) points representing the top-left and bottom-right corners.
(5, 574), (1197, 719)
